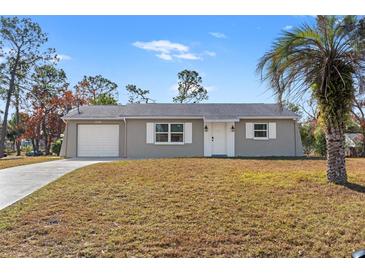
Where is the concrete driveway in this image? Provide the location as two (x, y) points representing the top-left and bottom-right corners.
(0, 158), (114, 210)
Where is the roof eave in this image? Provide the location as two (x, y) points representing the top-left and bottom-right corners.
(63, 115), (298, 121)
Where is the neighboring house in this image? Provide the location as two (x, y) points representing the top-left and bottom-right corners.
(345, 133), (363, 157)
(60, 103), (303, 158)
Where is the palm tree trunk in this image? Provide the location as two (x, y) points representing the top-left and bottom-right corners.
(325, 127), (347, 184)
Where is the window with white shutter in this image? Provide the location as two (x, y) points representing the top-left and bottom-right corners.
(269, 122), (276, 139)
(184, 123), (192, 143)
(246, 123), (254, 139)
(146, 123), (154, 143)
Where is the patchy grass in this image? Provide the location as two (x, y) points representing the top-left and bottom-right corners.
(0, 158), (364, 258)
(0, 156), (60, 170)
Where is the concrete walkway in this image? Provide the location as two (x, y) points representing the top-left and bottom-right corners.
(0, 158), (113, 210)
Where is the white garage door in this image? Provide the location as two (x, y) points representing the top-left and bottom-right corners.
(77, 124), (119, 157)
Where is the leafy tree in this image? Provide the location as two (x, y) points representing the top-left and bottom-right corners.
(257, 16), (364, 184)
(91, 93), (118, 105)
(23, 86), (78, 154)
(173, 70), (208, 103)
(0, 16), (52, 158)
(299, 122), (316, 155)
(22, 108), (43, 153)
(27, 64), (69, 155)
(6, 112), (27, 152)
(314, 127), (327, 157)
(75, 75), (118, 104)
(126, 84), (154, 103)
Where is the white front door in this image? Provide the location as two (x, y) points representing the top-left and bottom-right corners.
(212, 123), (227, 155)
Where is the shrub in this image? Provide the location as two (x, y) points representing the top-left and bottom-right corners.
(314, 128), (327, 157)
(52, 139), (63, 156)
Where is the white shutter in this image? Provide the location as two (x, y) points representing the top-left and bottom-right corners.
(146, 123), (154, 143)
(246, 123), (254, 139)
(269, 122), (276, 139)
(184, 123), (192, 143)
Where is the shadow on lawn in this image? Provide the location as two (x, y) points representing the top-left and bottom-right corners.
(226, 156), (326, 161)
(338, 182), (365, 194)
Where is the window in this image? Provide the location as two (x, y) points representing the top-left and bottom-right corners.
(155, 123), (184, 144)
(170, 124), (184, 143)
(254, 123), (268, 139)
(155, 124), (169, 142)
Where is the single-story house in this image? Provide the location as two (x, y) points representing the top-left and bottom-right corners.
(60, 103), (303, 158)
(345, 133), (364, 157)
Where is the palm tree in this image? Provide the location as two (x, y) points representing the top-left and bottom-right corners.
(257, 16), (364, 184)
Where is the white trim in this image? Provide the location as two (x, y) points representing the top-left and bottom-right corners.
(239, 116), (297, 120)
(204, 122), (235, 157)
(63, 118), (124, 121)
(204, 119), (239, 122)
(253, 137), (269, 140)
(245, 122), (254, 139)
(146, 122), (154, 144)
(184, 122), (193, 143)
(126, 116), (203, 119)
(269, 122), (277, 139)
(153, 142), (185, 145)
(63, 115), (298, 121)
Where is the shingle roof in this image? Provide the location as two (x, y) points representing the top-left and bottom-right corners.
(64, 103), (298, 120)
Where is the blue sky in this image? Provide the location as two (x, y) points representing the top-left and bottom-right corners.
(14, 16), (315, 105)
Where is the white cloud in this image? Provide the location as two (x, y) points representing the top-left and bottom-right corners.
(57, 54), (72, 61)
(133, 40), (189, 54)
(204, 50), (216, 57)
(209, 32), (227, 39)
(156, 53), (173, 61)
(283, 25), (293, 31)
(174, 53), (201, 60)
(133, 39), (211, 62)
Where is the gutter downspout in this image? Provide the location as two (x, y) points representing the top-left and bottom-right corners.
(123, 117), (127, 158)
(294, 119), (297, 157)
(65, 122), (68, 158)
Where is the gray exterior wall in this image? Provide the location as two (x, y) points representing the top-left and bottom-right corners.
(60, 118), (303, 158)
(235, 119), (304, 157)
(125, 119), (204, 158)
(61, 120), (125, 158)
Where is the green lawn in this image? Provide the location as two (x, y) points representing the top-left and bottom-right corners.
(0, 158), (364, 257)
(0, 156), (60, 170)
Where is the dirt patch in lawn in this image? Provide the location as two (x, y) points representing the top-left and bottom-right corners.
(0, 158), (364, 257)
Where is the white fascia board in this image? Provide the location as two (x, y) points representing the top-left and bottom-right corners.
(124, 116), (203, 119)
(204, 119), (240, 122)
(238, 116), (298, 120)
(62, 117), (124, 121)
(63, 115), (298, 121)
